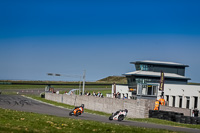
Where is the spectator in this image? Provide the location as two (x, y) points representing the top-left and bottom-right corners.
(97, 92), (100, 97)
(193, 108), (199, 117)
(87, 92), (90, 96)
(113, 92), (116, 98)
(123, 94), (125, 99)
(154, 99), (160, 110)
(100, 93), (103, 98)
(159, 96), (165, 106)
(117, 92), (120, 99)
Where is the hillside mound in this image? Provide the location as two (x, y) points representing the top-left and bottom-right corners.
(97, 76), (127, 84)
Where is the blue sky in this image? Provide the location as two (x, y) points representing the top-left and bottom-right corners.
(0, 0), (200, 82)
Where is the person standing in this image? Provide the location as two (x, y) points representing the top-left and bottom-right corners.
(154, 99), (160, 110)
(159, 96), (165, 106)
(193, 108), (199, 117)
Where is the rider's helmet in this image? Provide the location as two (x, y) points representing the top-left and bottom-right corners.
(81, 104), (84, 108)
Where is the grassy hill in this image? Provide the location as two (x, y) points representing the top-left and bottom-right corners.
(96, 76), (127, 84)
(188, 82), (200, 85)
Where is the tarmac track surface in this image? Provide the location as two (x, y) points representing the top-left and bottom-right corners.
(0, 95), (200, 133)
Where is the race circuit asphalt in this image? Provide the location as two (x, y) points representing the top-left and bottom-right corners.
(0, 95), (200, 133)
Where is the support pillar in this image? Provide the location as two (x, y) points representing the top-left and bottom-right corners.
(169, 95), (173, 107)
(197, 96), (200, 110)
(198, 91), (200, 110)
(190, 96), (194, 110)
(182, 96), (186, 108)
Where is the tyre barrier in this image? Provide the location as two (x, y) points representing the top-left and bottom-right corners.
(149, 110), (200, 124)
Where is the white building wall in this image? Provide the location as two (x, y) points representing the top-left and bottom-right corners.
(163, 84), (200, 111)
(112, 83), (200, 111)
(111, 84), (130, 99)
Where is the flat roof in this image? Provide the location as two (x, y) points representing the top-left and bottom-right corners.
(130, 60), (189, 67)
(124, 71), (191, 80)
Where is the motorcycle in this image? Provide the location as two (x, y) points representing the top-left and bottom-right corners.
(69, 104), (84, 116)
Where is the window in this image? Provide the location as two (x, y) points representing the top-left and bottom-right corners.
(179, 96), (182, 108)
(147, 85), (152, 95)
(138, 84), (157, 96)
(153, 86), (157, 95)
(135, 64), (141, 70)
(172, 96), (175, 107)
(186, 97), (190, 109)
(140, 64), (149, 71)
(194, 97), (198, 109)
(166, 95), (169, 102)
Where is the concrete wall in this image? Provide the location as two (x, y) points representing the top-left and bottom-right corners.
(45, 92), (154, 118)
(45, 92), (191, 118)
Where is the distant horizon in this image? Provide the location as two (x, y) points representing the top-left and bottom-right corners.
(0, 75), (125, 82)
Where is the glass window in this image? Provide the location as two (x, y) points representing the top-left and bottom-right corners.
(147, 85), (152, 95)
(135, 64), (141, 70)
(140, 64), (149, 71)
(166, 95), (169, 102)
(194, 97), (198, 109)
(142, 87), (147, 95)
(179, 96), (182, 108)
(172, 96), (176, 107)
(153, 86), (157, 95)
(186, 97), (190, 109)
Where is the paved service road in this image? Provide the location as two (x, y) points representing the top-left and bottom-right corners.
(0, 95), (200, 133)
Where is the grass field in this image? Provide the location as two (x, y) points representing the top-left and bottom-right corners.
(0, 108), (178, 133)
(0, 84), (112, 97)
(0, 84), (111, 89)
(127, 118), (200, 130)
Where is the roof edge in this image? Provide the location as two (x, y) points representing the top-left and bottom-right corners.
(130, 61), (189, 67)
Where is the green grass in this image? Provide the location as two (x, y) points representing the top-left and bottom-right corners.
(127, 118), (200, 129)
(58, 88), (111, 96)
(0, 85), (46, 89)
(97, 76), (127, 84)
(0, 91), (18, 95)
(0, 84), (111, 90)
(0, 108), (178, 133)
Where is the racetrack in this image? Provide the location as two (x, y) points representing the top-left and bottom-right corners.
(0, 95), (200, 133)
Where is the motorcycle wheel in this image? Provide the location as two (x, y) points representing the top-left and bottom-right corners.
(75, 111), (81, 117)
(109, 116), (113, 120)
(69, 111), (73, 116)
(118, 115), (124, 121)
